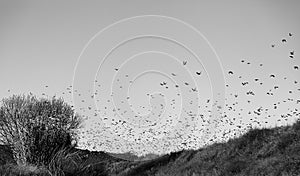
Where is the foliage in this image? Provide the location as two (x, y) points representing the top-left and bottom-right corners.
(0, 94), (83, 166)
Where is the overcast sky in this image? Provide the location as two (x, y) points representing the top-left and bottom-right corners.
(1, 0), (300, 157)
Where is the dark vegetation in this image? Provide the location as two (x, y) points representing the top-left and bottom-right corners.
(0, 94), (300, 175)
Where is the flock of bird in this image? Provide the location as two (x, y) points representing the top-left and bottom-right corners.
(77, 32), (298, 155)
(6, 32), (299, 156)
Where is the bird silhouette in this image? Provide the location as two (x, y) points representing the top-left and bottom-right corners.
(160, 82), (167, 86)
(196, 71), (202, 76)
(242, 82), (249, 86)
(183, 61), (187, 65)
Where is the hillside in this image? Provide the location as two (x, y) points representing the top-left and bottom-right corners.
(118, 119), (300, 176)
(0, 119), (300, 176)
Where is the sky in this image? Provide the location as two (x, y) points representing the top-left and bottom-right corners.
(0, 0), (300, 158)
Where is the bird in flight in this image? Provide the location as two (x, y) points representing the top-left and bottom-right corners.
(115, 68), (119, 71)
(282, 39), (287, 43)
(196, 71), (202, 76)
(246, 91), (255, 96)
(183, 61), (187, 65)
(294, 65), (299, 70)
(289, 32), (293, 37)
(228, 71), (233, 75)
(171, 73), (176, 76)
(160, 82), (167, 86)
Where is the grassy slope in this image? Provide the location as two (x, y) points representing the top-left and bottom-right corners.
(119, 119), (300, 176)
(0, 119), (300, 176)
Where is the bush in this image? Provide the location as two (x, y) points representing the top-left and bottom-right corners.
(0, 94), (83, 167)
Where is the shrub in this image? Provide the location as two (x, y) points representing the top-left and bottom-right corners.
(0, 94), (83, 167)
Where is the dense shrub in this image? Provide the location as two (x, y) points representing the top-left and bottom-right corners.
(0, 94), (83, 167)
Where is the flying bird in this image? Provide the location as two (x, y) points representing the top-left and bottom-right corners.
(246, 91), (255, 96)
(294, 65), (299, 70)
(183, 61), (187, 65)
(196, 71), (202, 76)
(242, 82), (249, 86)
(282, 39), (287, 43)
(289, 32), (293, 37)
(228, 71), (233, 75)
(160, 82), (167, 86)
